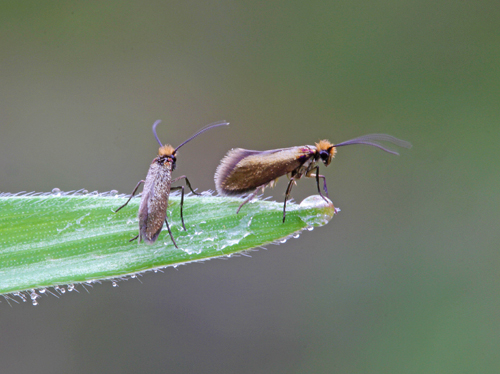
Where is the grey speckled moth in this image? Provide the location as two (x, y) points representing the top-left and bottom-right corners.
(115, 120), (229, 247)
(215, 134), (411, 222)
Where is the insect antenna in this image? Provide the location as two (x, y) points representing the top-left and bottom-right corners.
(152, 120), (164, 146)
(175, 121), (230, 152)
(333, 134), (412, 155)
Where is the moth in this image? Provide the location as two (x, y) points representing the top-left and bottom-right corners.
(215, 134), (411, 222)
(116, 120), (229, 247)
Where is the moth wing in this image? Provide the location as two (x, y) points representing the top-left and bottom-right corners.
(139, 161), (172, 243)
(215, 147), (313, 195)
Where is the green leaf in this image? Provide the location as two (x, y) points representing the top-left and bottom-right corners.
(0, 190), (336, 302)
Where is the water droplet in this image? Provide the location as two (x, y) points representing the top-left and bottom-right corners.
(110, 190), (118, 196)
(83, 189), (89, 195)
(280, 238), (288, 243)
(173, 265), (178, 269)
(297, 195), (336, 227)
(60, 287), (66, 294)
(39, 288), (46, 294)
(153, 269), (158, 273)
(52, 187), (61, 195)
(131, 275), (136, 279)
(32, 300), (38, 306)
(30, 291), (38, 300)
(292, 233), (300, 239)
(68, 284), (75, 292)
(112, 281), (118, 287)
(307, 226), (314, 231)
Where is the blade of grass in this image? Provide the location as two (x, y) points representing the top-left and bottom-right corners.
(0, 190), (336, 301)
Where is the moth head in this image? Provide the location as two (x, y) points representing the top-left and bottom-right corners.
(158, 144), (175, 157)
(158, 145), (177, 170)
(315, 140), (336, 166)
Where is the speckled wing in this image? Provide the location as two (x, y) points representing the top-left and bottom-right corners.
(138, 159), (173, 243)
(215, 146), (314, 195)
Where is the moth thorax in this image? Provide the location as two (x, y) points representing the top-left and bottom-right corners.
(159, 144), (175, 156)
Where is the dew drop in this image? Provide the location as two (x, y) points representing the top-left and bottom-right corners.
(131, 274), (136, 279)
(83, 189), (89, 195)
(298, 195), (336, 227)
(307, 226), (314, 231)
(112, 281), (118, 287)
(279, 239), (288, 243)
(292, 233), (300, 239)
(32, 300), (38, 306)
(68, 284), (75, 292)
(110, 190), (118, 196)
(39, 288), (46, 294)
(52, 187), (61, 194)
(60, 287), (66, 294)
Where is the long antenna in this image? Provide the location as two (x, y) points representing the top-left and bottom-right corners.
(175, 121), (230, 152)
(152, 120), (163, 146)
(333, 134), (412, 155)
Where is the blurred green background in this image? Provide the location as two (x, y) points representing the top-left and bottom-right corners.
(1, 1), (499, 373)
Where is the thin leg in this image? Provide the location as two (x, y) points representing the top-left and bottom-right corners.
(114, 180), (145, 212)
(165, 218), (178, 248)
(172, 175), (200, 195)
(283, 177), (296, 223)
(171, 186), (186, 230)
(236, 189), (260, 214)
(306, 167), (329, 203)
(171, 175), (199, 231)
(129, 235), (139, 242)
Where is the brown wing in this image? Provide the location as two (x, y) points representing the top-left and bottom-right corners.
(138, 160), (173, 243)
(215, 146), (314, 195)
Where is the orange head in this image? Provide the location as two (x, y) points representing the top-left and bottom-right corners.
(315, 140), (336, 166)
(158, 144), (176, 157)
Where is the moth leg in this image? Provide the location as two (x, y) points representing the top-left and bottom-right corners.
(164, 217), (178, 249)
(114, 180), (145, 212)
(172, 175), (199, 230)
(236, 188), (260, 214)
(171, 186), (186, 231)
(129, 235), (139, 242)
(172, 175), (200, 195)
(306, 167), (329, 202)
(283, 177), (296, 223)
